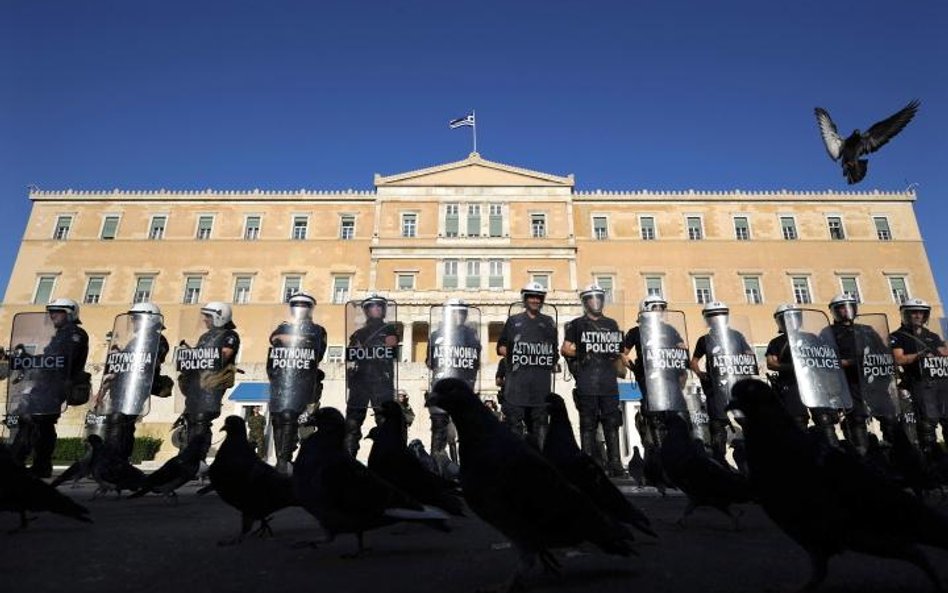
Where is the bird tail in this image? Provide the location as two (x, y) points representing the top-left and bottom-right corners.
(847, 159), (868, 184)
(384, 505), (452, 532)
(45, 492), (93, 524)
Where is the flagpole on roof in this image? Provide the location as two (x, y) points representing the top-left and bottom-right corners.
(472, 109), (477, 154)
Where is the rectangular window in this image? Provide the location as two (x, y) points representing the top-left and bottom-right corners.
(233, 276), (253, 304)
(443, 260), (459, 289)
(488, 260), (504, 289)
(282, 276), (302, 302)
(743, 276), (763, 304)
(197, 216), (214, 240)
(592, 216), (609, 240)
(888, 276), (909, 304)
(466, 260), (481, 289)
(33, 276), (56, 304)
(101, 216), (120, 240)
(640, 216), (656, 240)
(595, 276), (615, 303)
(467, 204), (481, 237)
(792, 277), (812, 304)
(401, 213), (417, 238)
(734, 216), (750, 241)
(53, 216), (72, 240)
(532, 273), (550, 289)
(840, 276), (861, 303)
(687, 216), (703, 241)
(292, 216), (308, 240)
(444, 204), (459, 237)
(645, 276), (664, 298)
(84, 276), (105, 304)
(874, 217), (892, 241)
(133, 276), (154, 304)
(340, 215), (355, 240)
(244, 216), (261, 240)
(397, 274), (415, 290)
(694, 276), (713, 304)
(183, 276), (203, 305)
(827, 216), (845, 240)
(531, 214), (546, 238)
(780, 216), (798, 240)
(326, 346), (344, 364)
(149, 216), (167, 240)
(332, 276), (351, 304)
(488, 204), (503, 237)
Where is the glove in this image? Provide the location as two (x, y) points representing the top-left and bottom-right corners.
(199, 365), (236, 390)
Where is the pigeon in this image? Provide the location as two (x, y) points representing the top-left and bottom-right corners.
(293, 407), (450, 556)
(730, 437), (749, 476)
(408, 439), (441, 476)
(543, 393), (654, 537)
(659, 414), (753, 529)
(50, 440), (95, 489)
(729, 379), (948, 592)
(0, 443), (91, 531)
(366, 401), (464, 516)
(627, 446), (645, 487)
(87, 435), (145, 497)
(428, 379), (636, 591)
(207, 416), (297, 545)
(815, 100), (919, 184)
(127, 438), (203, 500)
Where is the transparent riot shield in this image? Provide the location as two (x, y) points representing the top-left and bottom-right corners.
(345, 298), (399, 409)
(786, 309), (852, 410)
(428, 305), (482, 393)
(6, 312), (70, 418)
(853, 314), (899, 419)
(94, 312), (163, 418)
(704, 314), (758, 407)
(267, 307), (325, 415)
(174, 309), (228, 415)
(504, 301), (559, 399)
(639, 309), (692, 413)
(916, 326), (948, 383)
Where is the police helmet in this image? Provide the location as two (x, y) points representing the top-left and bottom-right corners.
(701, 301), (729, 318)
(639, 294), (668, 313)
(46, 298), (81, 323)
(521, 282), (547, 302)
(288, 293), (316, 321)
(580, 284), (606, 315)
(201, 301), (233, 328)
(828, 293), (858, 323)
(444, 298), (469, 322)
(773, 303), (802, 332)
(361, 293), (388, 318)
(899, 297), (931, 326)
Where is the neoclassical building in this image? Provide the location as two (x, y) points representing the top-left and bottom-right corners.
(1, 153), (941, 458)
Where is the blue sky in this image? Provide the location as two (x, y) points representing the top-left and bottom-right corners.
(1, 1), (946, 305)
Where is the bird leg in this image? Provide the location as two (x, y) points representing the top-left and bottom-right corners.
(251, 517), (275, 538)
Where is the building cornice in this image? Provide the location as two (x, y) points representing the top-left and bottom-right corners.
(29, 189), (377, 202)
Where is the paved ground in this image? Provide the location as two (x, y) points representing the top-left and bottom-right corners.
(2, 480), (948, 593)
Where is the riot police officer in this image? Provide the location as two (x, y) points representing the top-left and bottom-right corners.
(497, 282), (558, 447)
(268, 293), (327, 474)
(890, 298), (948, 455)
(562, 284), (627, 476)
(345, 294), (398, 457)
(10, 298), (90, 477)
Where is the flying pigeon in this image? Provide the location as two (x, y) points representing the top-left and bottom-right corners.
(814, 100), (919, 184)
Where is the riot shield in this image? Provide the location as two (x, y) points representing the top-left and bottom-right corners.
(639, 310), (692, 412)
(853, 314), (899, 419)
(427, 305), (482, 393)
(94, 312), (163, 418)
(916, 326), (948, 382)
(704, 314), (758, 407)
(345, 298), (399, 409)
(267, 308), (325, 414)
(6, 312), (73, 418)
(504, 301), (559, 399)
(786, 309), (852, 410)
(174, 309), (227, 415)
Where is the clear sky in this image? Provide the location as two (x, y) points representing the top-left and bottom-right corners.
(1, 1), (946, 307)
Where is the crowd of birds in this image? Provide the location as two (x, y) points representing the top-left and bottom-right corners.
(3, 378), (948, 591)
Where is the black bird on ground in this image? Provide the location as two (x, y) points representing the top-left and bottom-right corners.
(128, 438), (203, 501)
(627, 446), (645, 487)
(544, 393), (654, 537)
(659, 414), (753, 529)
(366, 401), (464, 516)
(87, 435), (145, 497)
(814, 100), (919, 184)
(0, 443), (91, 532)
(731, 437), (750, 477)
(408, 438), (441, 476)
(729, 379), (948, 592)
(428, 379), (636, 592)
(50, 440), (95, 489)
(207, 416), (297, 545)
(294, 407), (450, 557)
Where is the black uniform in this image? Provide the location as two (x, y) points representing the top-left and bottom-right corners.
(890, 324), (948, 452)
(622, 323), (688, 447)
(426, 324), (480, 471)
(10, 320), (89, 477)
(497, 311), (558, 446)
(692, 329), (753, 461)
(345, 318), (398, 456)
(180, 324), (240, 459)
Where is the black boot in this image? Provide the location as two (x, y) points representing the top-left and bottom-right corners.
(603, 426), (627, 477)
(580, 428), (601, 466)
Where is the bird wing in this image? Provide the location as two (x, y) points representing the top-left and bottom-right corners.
(859, 99), (920, 156)
(814, 107), (843, 161)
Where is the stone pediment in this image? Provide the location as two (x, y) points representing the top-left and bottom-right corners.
(375, 153), (574, 188)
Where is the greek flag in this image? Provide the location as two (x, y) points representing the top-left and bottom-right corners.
(449, 113), (475, 129)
